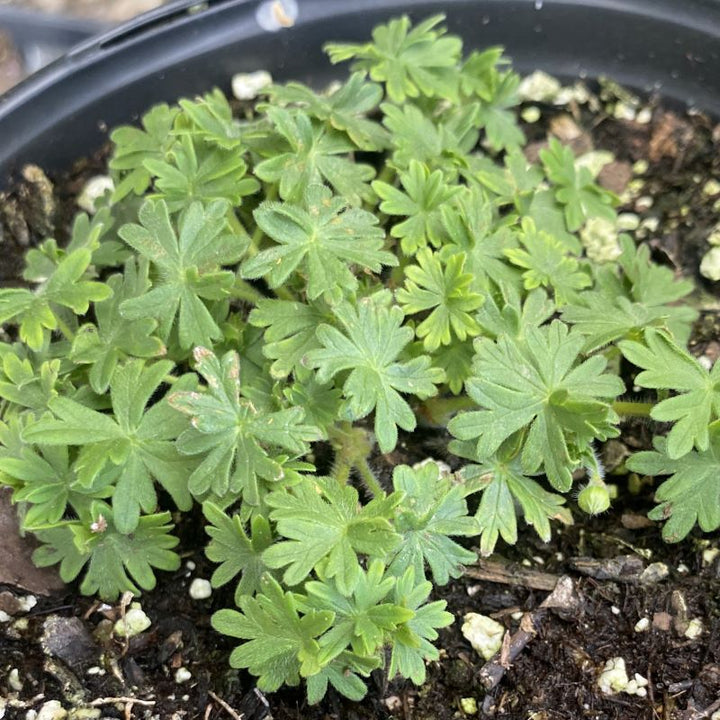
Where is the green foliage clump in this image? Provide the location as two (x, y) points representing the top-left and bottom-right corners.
(0, 13), (711, 703)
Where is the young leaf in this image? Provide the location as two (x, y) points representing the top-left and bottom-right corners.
(373, 160), (459, 255)
(118, 199), (248, 348)
(211, 574), (334, 691)
(303, 559), (413, 661)
(249, 298), (328, 379)
(109, 103), (179, 200)
(388, 461), (478, 584)
(169, 347), (321, 503)
(306, 294), (445, 452)
(144, 134), (259, 211)
(504, 218), (591, 304)
(263, 476), (402, 595)
(397, 248), (483, 351)
(254, 107), (375, 205)
(463, 53), (523, 151)
(24, 359), (194, 533)
(389, 567), (453, 685)
(449, 321), (624, 491)
(203, 502), (273, 600)
(619, 329), (720, 459)
(267, 73), (389, 151)
(540, 137), (616, 231)
(627, 435), (720, 542)
(305, 652), (378, 704)
(325, 14), (462, 103)
(451, 441), (572, 556)
(70, 257), (165, 393)
(0, 418), (115, 529)
(0, 247), (112, 350)
(242, 184), (396, 303)
(177, 88), (245, 150)
(33, 506), (180, 601)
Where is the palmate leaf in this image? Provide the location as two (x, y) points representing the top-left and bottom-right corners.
(254, 107), (375, 205)
(388, 462), (478, 584)
(177, 88), (244, 150)
(32, 505), (180, 601)
(461, 50), (523, 151)
(429, 339), (475, 395)
(0, 418), (115, 529)
(476, 285), (555, 341)
(118, 199), (248, 348)
(242, 184), (396, 303)
(263, 476), (402, 595)
(0, 349), (62, 413)
(449, 321), (624, 491)
(619, 329), (720, 459)
(397, 247), (483, 351)
(627, 434), (720, 542)
(0, 247), (112, 351)
(440, 185), (521, 294)
(70, 257), (166, 393)
(325, 14), (462, 103)
(305, 652), (379, 705)
(169, 347), (321, 504)
(381, 102), (479, 177)
(540, 138), (616, 231)
(212, 574), (334, 692)
(144, 134), (259, 212)
(267, 73), (389, 151)
(249, 298), (328, 379)
(451, 440), (573, 556)
(562, 291), (692, 353)
(567, 236), (697, 348)
(203, 502), (273, 600)
(109, 103), (179, 200)
(23, 359), (194, 533)
(389, 567), (453, 685)
(373, 160), (460, 255)
(302, 560), (413, 661)
(504, 218), (591, 304)
(306, 293), (445, 452)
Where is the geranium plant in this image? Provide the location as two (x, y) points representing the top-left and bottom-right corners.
(0, 14), (714, 702)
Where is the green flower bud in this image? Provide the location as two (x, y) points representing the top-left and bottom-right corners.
(578, 483), (611, 515)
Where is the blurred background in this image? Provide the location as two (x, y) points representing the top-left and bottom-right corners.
(2, 0), (163, 20)
(0, 0), (165, 92)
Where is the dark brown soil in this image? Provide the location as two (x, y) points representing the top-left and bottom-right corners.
(2, 91), (720, 720)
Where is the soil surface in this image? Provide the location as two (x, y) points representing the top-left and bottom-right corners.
(2, 88), (720, 720)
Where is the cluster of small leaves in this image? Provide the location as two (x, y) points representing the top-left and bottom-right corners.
(0, 12), (713, 705)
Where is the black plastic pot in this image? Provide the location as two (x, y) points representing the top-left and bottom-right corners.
(1, 0), (720, 185)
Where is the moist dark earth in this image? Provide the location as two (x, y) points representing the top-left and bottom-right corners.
(1, 89), (720, 720)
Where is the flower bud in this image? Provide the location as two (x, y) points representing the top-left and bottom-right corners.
(578, 483), (611, 515)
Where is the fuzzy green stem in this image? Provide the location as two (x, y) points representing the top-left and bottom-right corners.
(226, 210), (257, 257)
(612, 400), (654, 418)
(355, 457), (385, 498)
(273, 285), (296, 302)
(55, 316), (75, 342)
(329, 423), (382, 494)
(230, 278), (266, 304)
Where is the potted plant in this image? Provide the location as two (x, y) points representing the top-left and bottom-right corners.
(0, 2), (719, 718)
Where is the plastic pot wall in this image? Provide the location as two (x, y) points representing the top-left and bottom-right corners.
(0, 0), (719, 184)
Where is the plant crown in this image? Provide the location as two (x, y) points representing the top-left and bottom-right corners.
(0, 14), (712, 702)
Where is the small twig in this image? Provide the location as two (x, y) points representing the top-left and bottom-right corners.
(478, 576), (577, 691)
(89, 697), (155, 707)
(209, 691), (245, 720)
(701, 698), (720, 718)
(465, 559), (560, 591)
